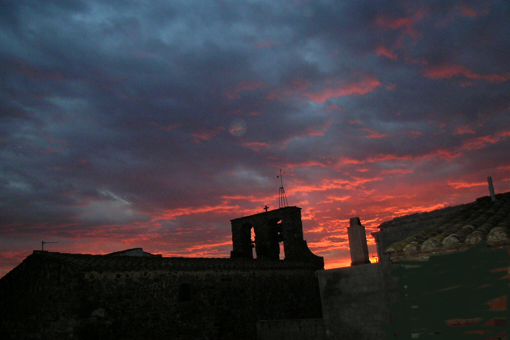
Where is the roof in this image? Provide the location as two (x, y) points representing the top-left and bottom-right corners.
(2, 250), (318, 279)
(105, 248), (161, 257)
(383, 192), (510, 262)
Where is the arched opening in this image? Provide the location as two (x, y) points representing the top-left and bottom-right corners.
(277, 220), (284, 259)
(250, 226), (256, 259)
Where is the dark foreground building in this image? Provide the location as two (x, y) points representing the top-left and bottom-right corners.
(316, 191), (510, 340)
(0, 206), (323, 340)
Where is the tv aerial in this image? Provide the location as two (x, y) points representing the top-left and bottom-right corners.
(41, 241), (58, 251)
(277, 169), (289, 208)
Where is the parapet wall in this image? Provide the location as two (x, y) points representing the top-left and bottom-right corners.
(316, 261), (399, 340)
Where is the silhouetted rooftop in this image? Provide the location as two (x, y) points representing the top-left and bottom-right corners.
(3, 251), (318, 279)
(383, 191), (510, 262)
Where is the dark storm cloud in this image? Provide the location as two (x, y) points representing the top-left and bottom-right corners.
(1, 0), (510, 274)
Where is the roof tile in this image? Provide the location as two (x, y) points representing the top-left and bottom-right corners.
(383, 192), (510, 262)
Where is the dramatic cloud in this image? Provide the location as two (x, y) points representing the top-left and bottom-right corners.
(1, 0), (510, 276)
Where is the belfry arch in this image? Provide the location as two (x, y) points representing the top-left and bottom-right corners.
(230, 206), (324, 269)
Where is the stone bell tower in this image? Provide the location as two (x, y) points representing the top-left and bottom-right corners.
(230, 206), (324, 270)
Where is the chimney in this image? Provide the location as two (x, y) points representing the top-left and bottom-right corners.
(488, 176), (496, 202)
(348, 217), (371, 266)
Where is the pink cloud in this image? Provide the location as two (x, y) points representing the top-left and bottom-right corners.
(284, 160), (331, 169)
(241, 141), (271, 148)
(375, 45), (398, 60)
(182, 240), (233, 256)
(191, 126), (225, 141)
(461, 131), (510, 150)
(47, 136), (69, 146)
(356, 167), (370, 173)
(375, 11), (424, 38)
(380, 169), (413, 177)
(324, 195), (351, 202)
(362, 128), (388, 139)
(13, 60), (63, 81)
(254, 40), (279, 49)
(265, 79), (311, 101)
(304, 76), (381, 103)
(380, 203), (449, 218)
(326, 105), (344, 112)
(225, 80), (267, 100)
(454, 125), (476, 135)
(265, 75), (380, 103)
(459, 5), (489, 18)
(460, 6), (477, 17)
(423, 63), (510, 83)
(290, 176), (384, 195)
(150, 121), (180, 131)
(304, 120), (333, 137)
(448, 181), (486, 189)
(402, 130), (423, 139)
(349, 119), (363, 125)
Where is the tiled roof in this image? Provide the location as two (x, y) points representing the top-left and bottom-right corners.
(105, 248), (161, 257)
(384, 192), (510, 262)
(17, 251), (318, 274)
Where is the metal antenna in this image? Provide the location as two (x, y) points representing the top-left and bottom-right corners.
(42, 241), (58, 251)
(277, 169), (289, 208)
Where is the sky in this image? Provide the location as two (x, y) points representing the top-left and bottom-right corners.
(1, 0), (510, 277)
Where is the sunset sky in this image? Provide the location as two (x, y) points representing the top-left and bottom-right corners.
(1, 0), (510, 277)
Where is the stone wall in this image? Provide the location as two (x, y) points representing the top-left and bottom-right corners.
(0, 252), (84, 340)
(0, 253), (322, 340)
(316, 261), (399, 340)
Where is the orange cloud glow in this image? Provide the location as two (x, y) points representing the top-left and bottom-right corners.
(151, 204), (242, 220)
(448, 181), (486, 189)
(379, 203), (449, 218)
(325, 259), (352, 270)
(290, 177), (383, 195)
(182, 240), (233, 256)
